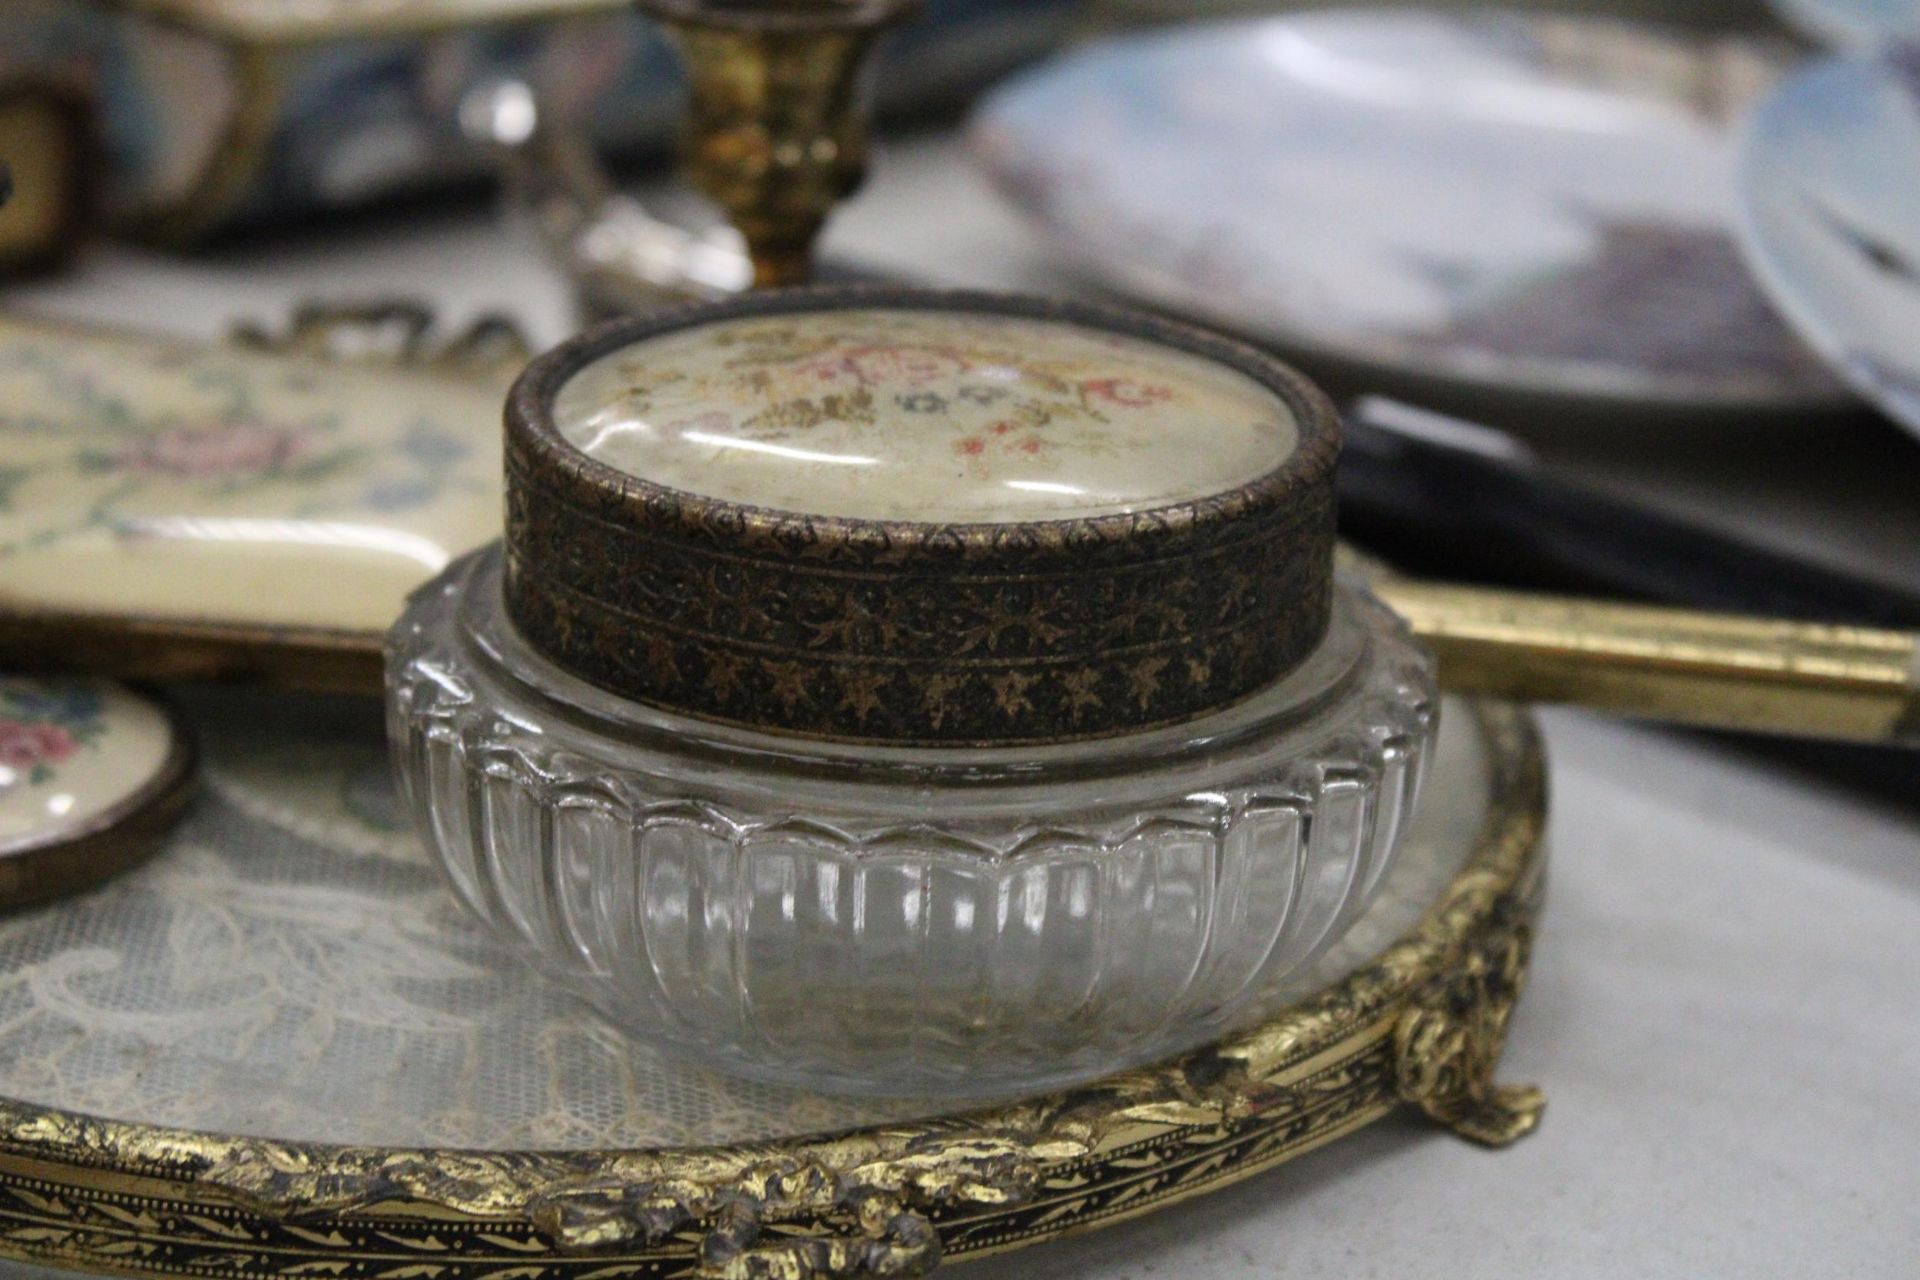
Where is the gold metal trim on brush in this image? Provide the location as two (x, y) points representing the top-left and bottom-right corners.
(1376, 581), (1920, 747)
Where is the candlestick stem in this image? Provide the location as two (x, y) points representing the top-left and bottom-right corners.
(637, 0), (920, 287)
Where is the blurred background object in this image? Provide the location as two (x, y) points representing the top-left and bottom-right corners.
(0, 74), (96, 277)
(1736, 44), (1920, 440)
(0, 0), (1075, 246)
(1765, 0), (1920, 48)
(1088, 0), (1785, 28)
(970, 8), (1851, 423)
(460, 75), (758, 315)
(1339, 396), (1920, 626)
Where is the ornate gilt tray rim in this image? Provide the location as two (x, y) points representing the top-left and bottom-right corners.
(0, 700), (1547, 1280)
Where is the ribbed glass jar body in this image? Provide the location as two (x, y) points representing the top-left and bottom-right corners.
(387, 546), (1438, 1096)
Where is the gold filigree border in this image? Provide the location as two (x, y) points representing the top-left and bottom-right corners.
(0, 700), (1547, 1280)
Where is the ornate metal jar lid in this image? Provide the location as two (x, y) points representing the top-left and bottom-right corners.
(504, 287), (1339, 744)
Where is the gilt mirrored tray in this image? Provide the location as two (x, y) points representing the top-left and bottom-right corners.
(0, 687), (1544, 1278)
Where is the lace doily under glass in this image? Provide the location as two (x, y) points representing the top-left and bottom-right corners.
(0, 689), (1489, 1150)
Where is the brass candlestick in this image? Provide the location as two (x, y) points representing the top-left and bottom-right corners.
(636, 0), (920, 287)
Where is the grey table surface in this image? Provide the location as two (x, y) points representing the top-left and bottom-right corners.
(4, 132), (1918, 1278)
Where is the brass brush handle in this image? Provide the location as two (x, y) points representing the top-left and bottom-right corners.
(1376, 582), (1920, 747)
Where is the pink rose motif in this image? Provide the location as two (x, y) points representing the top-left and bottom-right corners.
(0, 720), (75, 773)
(1082, 378), (1174, 409)
(797, 357), (852, 384)
(840, 345), (968, 387)
(117, 421), (311, 479)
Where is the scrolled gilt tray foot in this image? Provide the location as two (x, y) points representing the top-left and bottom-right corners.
(1394, 897), (1546, 1148)
(0, 693), (1545, 1280)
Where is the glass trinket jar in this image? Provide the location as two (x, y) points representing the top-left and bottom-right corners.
(387, 287), (1438, 1096)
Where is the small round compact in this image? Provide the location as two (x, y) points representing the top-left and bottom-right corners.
(388, 287), (1437, 1095)
(0, 677), (193, 908)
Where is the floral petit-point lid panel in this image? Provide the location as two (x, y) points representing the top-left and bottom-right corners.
(554, 308), (1298, 522)
(0, 678), (179, 855)
(0, 315), (504, 634)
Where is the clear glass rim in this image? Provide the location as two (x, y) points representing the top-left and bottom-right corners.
(432, 545), (1394, 791)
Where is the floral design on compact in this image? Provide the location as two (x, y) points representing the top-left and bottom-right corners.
(552, 308), (1298, 522)
(0, 680), (105, 789)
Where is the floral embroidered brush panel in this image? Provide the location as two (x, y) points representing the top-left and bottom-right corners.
(0, 316), (502, 632)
